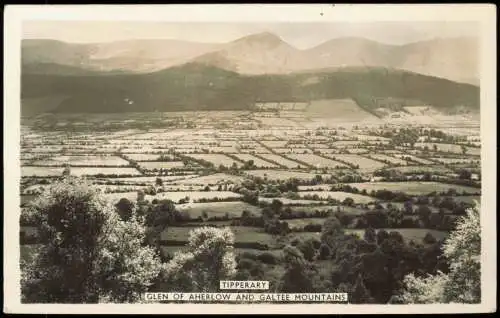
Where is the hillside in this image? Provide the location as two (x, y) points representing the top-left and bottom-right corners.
(22, 34), (479, 84)
(21, 63), (480, 116)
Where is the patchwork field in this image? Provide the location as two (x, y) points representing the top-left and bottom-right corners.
(327, 154), (386, 170)
(31, 155), (129, 167)
(368, 154), (408, 166)
(187, 154), (243, 168)
(257, 154), (304, 168)
(137, 161), (185, 170)
(232, 154), (278, 168)
(69, 167), (141, 176)
(245, 170), (329, 181)
(285, 154), (349, 169)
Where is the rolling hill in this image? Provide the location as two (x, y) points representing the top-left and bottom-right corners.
(22, 33), (479, 84)
(21, 63), (480, 116)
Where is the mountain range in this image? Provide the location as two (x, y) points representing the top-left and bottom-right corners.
(21, 32), (480, 116)
(22, 32), (479, 85)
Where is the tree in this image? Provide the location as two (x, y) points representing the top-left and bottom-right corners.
(280, 246), (316, 292)
(115, 197), (135, 222)
(398, 203), (481, 304)
(20, 178), (163, 303)
(343, 197), (355, 207)
(350, 273), (373, 304)
(364, 227), (377, 244)
(161, 227), (237, 292)
(155, 177), (163, 187)
(62, 164), (71, 177)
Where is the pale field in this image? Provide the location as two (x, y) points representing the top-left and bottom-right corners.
(327, 154), (386, 170)
(392, 154), (434, 165)
(368, 154), (409, 166)
(238, 147), (272, 154)
(99, 175), (199, 184)
(331, 140), (364, 147)
(285, 154), (349, 169)
(22, 166), (64, 177)
(137, 161), (185, 170)
(177, 173), (246, 185)
(297, 191), (376, 204)
(258, 197), (329, 205)
(354, 135), (391, 141)
(257, 154), (305, 169)
(310, 148), (340, 154)
(260, 140), (288, 148)
(69, 167), (141, 176)
(430, 157), (481, 164)
(124, 154), (165, 161)
(387, 165), (453, 174)
(348, 182), (480, 195)
(28, 146), (64, 153)
(347, 148), (370, 154)
(187, 154), (243, 167)
(273, 147), (313, 154)
(232, 154), (278, 168)
(31, 155), (129, 166)
(305, 99), (378, 121)
(415, 143), (481, 156)
(257, 117), (303, 128)
(309, 143), (329, 149)
(149, 191), (242, 203)
(245, 170), (329, 181)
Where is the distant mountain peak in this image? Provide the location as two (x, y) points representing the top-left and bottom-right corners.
(232, 31), (285, 46)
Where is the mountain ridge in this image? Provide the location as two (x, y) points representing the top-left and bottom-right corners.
(22, 33), (479, 84)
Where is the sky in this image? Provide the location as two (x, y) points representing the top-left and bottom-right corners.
(22, 21), (478, 49)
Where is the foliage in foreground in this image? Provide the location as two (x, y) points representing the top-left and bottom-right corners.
(396, 202), (481, 304)
(160, 226), (237, 292)
(21, 177), (163, 303)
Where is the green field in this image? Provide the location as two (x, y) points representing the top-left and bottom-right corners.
(176, 201), (261, 219)
(160, 226), (278, 248)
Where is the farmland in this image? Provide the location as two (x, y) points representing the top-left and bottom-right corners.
(20, 110), (481, 289)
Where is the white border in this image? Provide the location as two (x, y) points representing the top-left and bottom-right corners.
(3, 4), (497, 314)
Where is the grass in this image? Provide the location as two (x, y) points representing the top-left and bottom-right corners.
(176, 201), (261, 219)
(285, 154), (349, 169)
(138, 161), (185, 170)
(22, 166), (63, 177)
(187, 154), (243, 168)
(148, 191), (242, 204)
(328, 154), (386, 170)
(160, 226), (278, 248)
(256, 154), (306, 169)
(232, 154), (278, 168)
(31, 155), (129, 166)
(70, 167), (142, 176)
(245, 169), (329, 181)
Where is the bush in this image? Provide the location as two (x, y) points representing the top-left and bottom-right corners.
(257, 252), (279, 265)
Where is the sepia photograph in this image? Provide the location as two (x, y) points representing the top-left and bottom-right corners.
(3, 4), (496, 314)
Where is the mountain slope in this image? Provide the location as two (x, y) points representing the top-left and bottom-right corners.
(22, 39), (222, 73)
(21, 63), (479, 116)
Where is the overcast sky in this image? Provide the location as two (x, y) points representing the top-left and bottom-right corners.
(23, 21), (478, 49)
